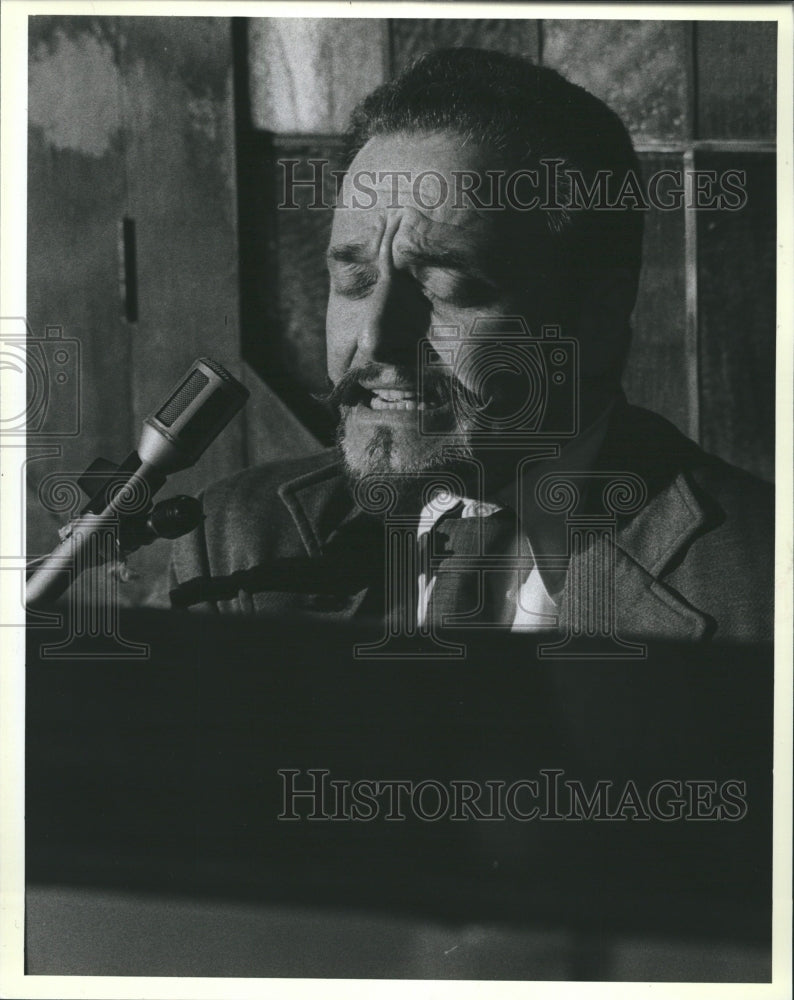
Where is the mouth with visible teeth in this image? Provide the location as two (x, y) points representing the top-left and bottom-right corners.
(367, 387), (426, 411)
(343, 381), (449, 414)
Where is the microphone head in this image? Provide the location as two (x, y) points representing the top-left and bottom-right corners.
(138, 357), (249, 473)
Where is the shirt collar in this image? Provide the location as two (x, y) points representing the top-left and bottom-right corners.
(415, 402), (614, 597)
(495, 402), (614, 595)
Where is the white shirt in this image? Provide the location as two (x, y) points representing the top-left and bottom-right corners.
(415, 406), (613, 632)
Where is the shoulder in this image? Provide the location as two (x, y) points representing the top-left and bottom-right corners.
(615, 403), (772, 508)
(630, 404), (772, 525)
(686, 452), (774, 569)
(619, 405), (774, 639)
(609, 401), (774, 568)
(689, 451), (773, 514)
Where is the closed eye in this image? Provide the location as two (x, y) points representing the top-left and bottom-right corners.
(420, 272), (498, 309)
(328, 258), (499, 309)
(329, 263), (379, 299)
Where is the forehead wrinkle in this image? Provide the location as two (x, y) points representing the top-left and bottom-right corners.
(392, 212), (502, 280)
(328, 210), (405, 270)
(329, 199), (503, 283)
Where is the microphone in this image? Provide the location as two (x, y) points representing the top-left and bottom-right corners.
(26, 357), (249, 608)
(138, 357), (250, 475)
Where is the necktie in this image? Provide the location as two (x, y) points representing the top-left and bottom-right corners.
(424, 506), (531, 628)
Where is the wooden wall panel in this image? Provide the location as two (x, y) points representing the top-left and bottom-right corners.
(248, 18), (387, 133)
(113, 18), (247, 593)
(26, 17), (133, 554)
(119, 17), (244, 490)
(623, 154), (690, 436)
(697, 153), (775, 481)
(390, 18), (540, 74)
(541, 20), (689, 143)
(26, 17), (259, 595)
(696, 22), (777, 140)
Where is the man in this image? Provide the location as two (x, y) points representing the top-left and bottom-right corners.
(166, 48), (773, 644)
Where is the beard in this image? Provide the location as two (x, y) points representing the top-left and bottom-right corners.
(337, 405), (475, 474)
(320, 362), (482, 508)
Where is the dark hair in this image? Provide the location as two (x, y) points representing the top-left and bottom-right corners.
(343, 48), (644, 370)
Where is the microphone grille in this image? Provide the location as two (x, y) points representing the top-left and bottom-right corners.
(156, 368), (210, 427)
(197, 356), (236, 382)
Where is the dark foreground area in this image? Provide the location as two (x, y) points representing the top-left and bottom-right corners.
(26, 609), (773, 980)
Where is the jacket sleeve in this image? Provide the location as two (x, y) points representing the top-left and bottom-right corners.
(148, 491), (219, 613)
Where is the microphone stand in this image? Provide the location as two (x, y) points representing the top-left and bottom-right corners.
(26, 454), (199, 609)
(26, 355), (247, 611)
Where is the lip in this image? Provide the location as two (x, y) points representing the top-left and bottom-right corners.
(359, 383), (417, 392)
(345, 399), (452, 423)
(345, 379), (449, 409)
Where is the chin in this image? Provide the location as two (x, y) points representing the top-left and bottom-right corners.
(339, 406), (472, 481)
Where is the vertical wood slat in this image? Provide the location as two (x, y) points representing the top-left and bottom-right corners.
(696, 152), (775, 481)
(683, 148), (700, 444)
(26, 16), (133, 553)
(623, 153), (691, 438)
(541, 20), (689, 144)
(696, 22), (777, 140)
(685, 20), (698, 142)
(390, 18), (540, 74)
(683, 20), (700, 446)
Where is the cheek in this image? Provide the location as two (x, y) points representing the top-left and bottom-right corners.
(425, 313), (489, 391)
(325, 294), (357, 381)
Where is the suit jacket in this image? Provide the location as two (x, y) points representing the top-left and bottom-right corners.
(166, 401), (774, 643)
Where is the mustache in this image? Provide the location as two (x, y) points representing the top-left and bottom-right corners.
(316, 363), (488, 411)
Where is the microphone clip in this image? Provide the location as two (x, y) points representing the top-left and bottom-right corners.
(74, 455), (204, 559)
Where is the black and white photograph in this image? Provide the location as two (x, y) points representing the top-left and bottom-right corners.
(1, 1), (791, 995)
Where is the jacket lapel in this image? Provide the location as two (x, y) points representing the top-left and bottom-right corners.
(277, 455), (352, 557)
(278, 456), (379, 618)
(556, 476), (712, 642)
(611, 471), (711, 640)
(559, 400), (715, 642)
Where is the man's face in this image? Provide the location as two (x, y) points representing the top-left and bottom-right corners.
(326, 130), (555, 480)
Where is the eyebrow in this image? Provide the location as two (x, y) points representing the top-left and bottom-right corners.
(327, 242), (494, 282)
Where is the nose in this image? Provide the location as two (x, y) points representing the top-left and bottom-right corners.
(355, 269), (430, 368)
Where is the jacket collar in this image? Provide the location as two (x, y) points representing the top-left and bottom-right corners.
(579, 469), (712, 641)
(569, 397), (714, 640)
(277, 451), (353, 558)
(277, 407), (716, 640)
(277, 453), (379, 617)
